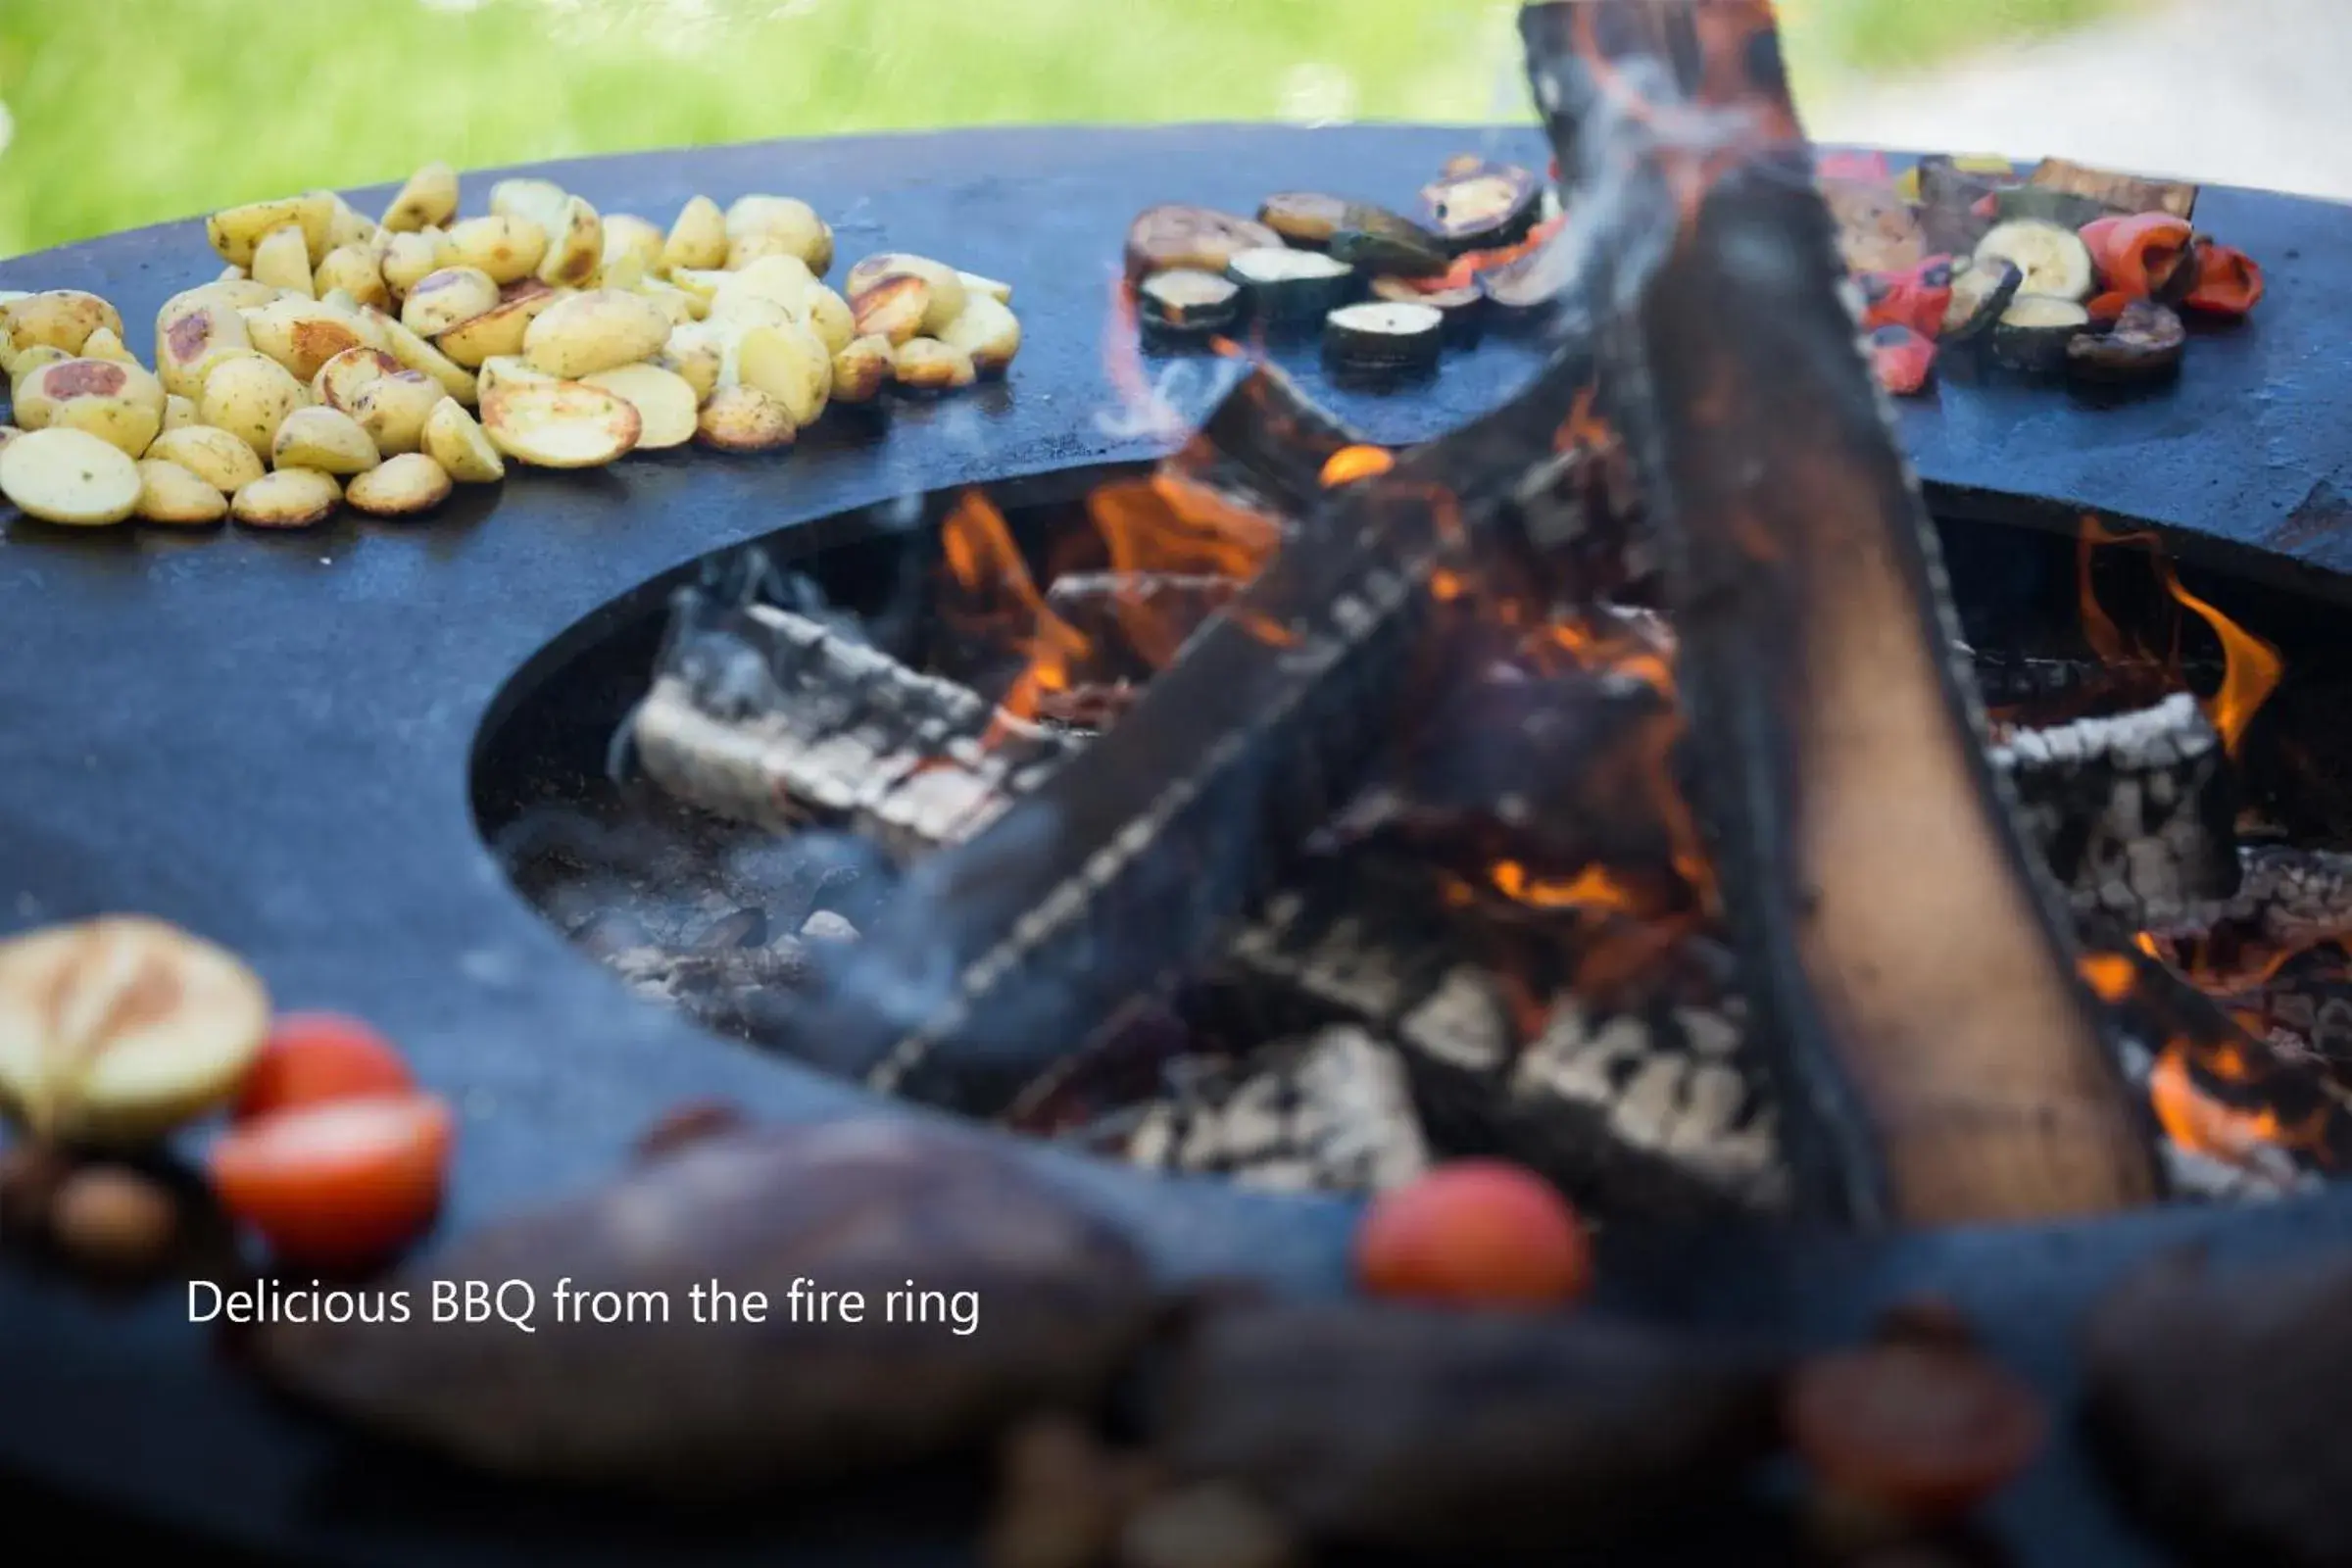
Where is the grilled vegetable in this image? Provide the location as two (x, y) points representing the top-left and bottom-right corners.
(207, 193), (334, 270)
(2081, 213), (2197, 302)
(346, 453), (454, 518)
(1994, 186), (2110, 229)
(1419, 163), (1541, 254)
(479, 379), (641, 468)
(662, 196), (728, 273)
(893, 338), (979, 392)
(350, 370), (445, 457)
(420, 399), (506, 484)
(380, 163), (460, 233)
(147, 425), (265, 494)
(155, 299), (254, 399)
(724, 195), (833, 275)
(1940, 257), (2025, 342)
(1323, 300), (1444, 375)
(520, 289), (672, 380)
(1137, 270), (1242, 335)
(200, 355), (306, 459)
(1859, 255), (1956, 339)
(236, 1013), (415, 1121)
(695, 384), (798, 453)
(1225, 247), (1355, 327)
(251, 223), (316, 296)
(313, 246), (391, 313)
(1125, 205), (1285, 281)
(243, 298), (368, 382)
(434, 281), (562, 369)
(2068, 299), (2186, 383)
(829, 335), (895, 406)
(271, 406), (380, 475)
(1868, 324), (1938, 396)
(2029, 157), (2196, 221)
(402, 268), (502, 338)
(134, 459), (230, 525)
(1975, 220), (2096, 302)
(1822, 176), (1926, 273)
(1257, 192), (1348, 249)
(231, 467), (343, 529)
(579, 364), (699, 451)
(3, 290), (123, 360)
(14, 358), (167, 458)
(936, 295), (1022, 375)
(849, 276), (932, 347)
(1991, 294), (2093, 373)
(725, 322), (833, 424)
(1326, 204), (1449, 278)
(2185, 244), (2264, 316)
(209, 1091), (453, 1269)
(0, 427), (143, 526)
(368, 311), (478, 407)
(1478, 235), (1573, 312)
(1369, 274), (1483, 343)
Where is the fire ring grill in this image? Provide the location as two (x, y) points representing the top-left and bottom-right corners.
(9, 122), (2352, 1564)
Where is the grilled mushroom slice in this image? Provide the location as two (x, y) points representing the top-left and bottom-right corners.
(1991, 294), (2093, 373)
(1125, 206), (1285, 282)
(1256, 192), (1350, 250)
(2067, 299), (2186, 383)
(1419, 164), (1541, 254)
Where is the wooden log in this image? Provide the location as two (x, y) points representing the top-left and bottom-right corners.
(1520, 0), (2160, 1223)
(1161, 361), (1375, 522)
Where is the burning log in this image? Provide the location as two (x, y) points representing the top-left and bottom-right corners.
(1989, 692), (2240, 929)
(1043, 570), (1240, 683)
(1159, 361), (1373, 522)
(630, 598), (1079, 859)
(1144, 1300), (1786, 1557)
(1521, 0), (2159, 1223)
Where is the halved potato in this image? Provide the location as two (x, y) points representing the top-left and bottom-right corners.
(9, 344), (70, 399)
(829, 334), (895, 406)
(638, 280), (704, 328)
(134, 459), (230, 525)
(475, 355), (555, 402)
(421, 398), (506, 484)
(270, 406), (380, 475)
(0, 915), (271, 1147)
(723, 321), (831, 426)
(367, 310), (478, 406)
(800, 284), (855, 356)
(351, 369), (444, 456)
(712, 254), (814, 316)
(14, 358), (167, 457)
(724, 195), (831, 274)
(894, 337), (978, 392)
(207, 192), (334, 269)
(939, 294), (1022, 375)
(4, 291), (124, 359)
(436, 280), (562, 368)
(521, 289), (671, 378)
(325, 194), (378, 255)
(381, 163), (459, 233)
(725, 230), (820, 273)
(200, 355), (306, 458)
(380, 229), (451, 297)
(79, 327), (139, 367)
(662, 195), (728, 273)
(401, 267), (501, 338)
(489, 177), (567, 224)
(446, 215), (549, 286)
(665, 267), (727, 312)
(162, 396), (198, 432)
(157, 300), (254, 399)
(148, 425), (267, 494)
(314, 245), (391, 312)
(602, 215), (666, 278)
(242, 298), (368, 382)
(480, 378), (641, 467)
(231, 466), (342, 529)
(695, 384), (797, 453)
(851, 275), (931, 347)
(958, 270), (1013, 305)
(580, 362), (698, 451)
(656, 323), (723, 403)
(537, 196), (604, 288)
(845, 254), (966, 332)
(160, 278), (279, 319)
(345, 453), (453, 517)
(313, 346), (404, 413)
(251, 223), (317, 297)
(0, 427), (142, 525)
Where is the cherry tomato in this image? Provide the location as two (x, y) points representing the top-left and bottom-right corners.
(209, 1092), (452, 1270)
(1354, 1160), (1593, 1307)
(234, 1011), (414, 1120)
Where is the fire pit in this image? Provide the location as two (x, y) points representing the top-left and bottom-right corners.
(14, 22), (2352, 1564)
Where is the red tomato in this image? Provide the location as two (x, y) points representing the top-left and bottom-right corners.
(1787, 1344), (2046, 1521)
(209, 1093), (452, 1270)
(235, 1012), (414, 1121)
(2185, 244), (2264, 316)
(1354, 1160), (1593, 1307)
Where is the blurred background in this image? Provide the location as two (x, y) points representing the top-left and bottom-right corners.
(2, 0), (2347, 260)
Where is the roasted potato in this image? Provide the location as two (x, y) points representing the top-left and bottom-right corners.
(695, 384), (797, 453)
(4, 290), (124, 360)
(521, 289), (671, 379)
(313, 346), (404, 413)
(251, 223), (318, 297)
(243, 298), (368, 383)
(207, 192), (335, 269)
(134, 459), (230, 525)
(580, 363), (698, 451)
(156, 300), (254, 400)
(420, 398), (506, 484)
(326, 194), (378, 255)
(724, 195), (832, 274)
(382, 163), (460, 233)
(845, 254), (966, 333)
(161, 277), (280, 318)
(270, 406), (380, 475)
(475, 355), (555, 402)
(351, 369), (444, 456)
(828, 334), (894, 406)
(799, 284), (856, 356)
(380, 229), (451, 297)
(723, 321), (831, 426)
(231, 466), (342, 529)
(162, 396), (198, 432)
(0, 426), (143, 525)
(601, 215), (666, 278)
(538, 196), (604, 289)
(436, 281), (563, 368)
(958, 270), (1013, 305)
(939, 295), (1022, 375)
(200, 354), (306, 458)
(480, 378), (642, 467)
(401, 268), (502, 338)
(850, 276), (931, 347)
(489, 177), (567, 224)
(662, 195), (729, 273)
(314, 245), (392, 312)
(894, 338), (978, 392)
(656, 324), (723, 403)
(368, 311), (478, 406)
(9, 344), (70, 400)
(13, 358), (167, 457)
(147, 424), (267, 494)
(713, 254), (815, 314)
(346, 453), (454, 518)
(446, 215), (549, 287)
(638, 280), (704, 328)
(79, 327), (139, 367)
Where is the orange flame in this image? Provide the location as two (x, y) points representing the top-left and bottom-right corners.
(1493, 861), (1639, 913)
(1320, 445), (1395, 488)
(2149, 1043), (2329, 1166)
(939, 491), (1091, 738)
(2160, 567), (2282, 758)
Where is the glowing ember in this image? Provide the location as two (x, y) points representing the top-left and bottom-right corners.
(938, 490), (1091, 736)
(1320, 444), (1396, 487)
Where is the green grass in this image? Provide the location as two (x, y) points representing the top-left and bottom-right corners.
(0, 0), (2134, 260)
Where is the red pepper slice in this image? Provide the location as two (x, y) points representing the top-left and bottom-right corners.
(2085, 291), (2133, 325)
(2081, 213), (2195, 300)
(1869, 324), (1938, 397)
(2185, 243), (2265, 315)
(1859, 255), (1956, 340)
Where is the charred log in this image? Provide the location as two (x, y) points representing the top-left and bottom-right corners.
(1160, 361), (1374, 523)
(1522, 0), (2159, 1223)
(630, 600), (1079, 858)
(1991, 693), (2240, 928)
